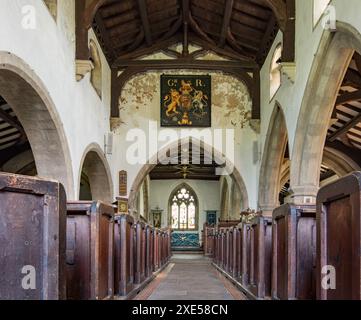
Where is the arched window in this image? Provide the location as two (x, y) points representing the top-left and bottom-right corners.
(89, 41), (102, 99)
(169, 184), (198, 231)
(270, 44), (282, 99)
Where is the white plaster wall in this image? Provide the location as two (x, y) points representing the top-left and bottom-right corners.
(111, 69), (258, 208)
(2, 0), (361, 207)
(149, 179), (220, 238)
(0, 0), (112, 199)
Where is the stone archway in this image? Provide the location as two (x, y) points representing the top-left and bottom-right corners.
(78, 143), (113, 203)
(291, 22), (361, 204)
(0, 52), (74, 196)
(322, 147), (360, 177)
(128, 137), (249, 214)
(258, 103), (288, 216)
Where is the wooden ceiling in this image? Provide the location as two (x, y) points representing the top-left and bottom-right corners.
(149, 143), (222, 180)
(92, 0), (279, 66)
(0, 96), (32, 169)
(327, 53), (361, 156)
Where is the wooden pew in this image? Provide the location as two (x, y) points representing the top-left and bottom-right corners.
(226, 228), (233, 275)
(66, 201), (114, 300)
(114, 214), (134, 297)
(241, 223), (251, 287)
(316, 171), (361, 300)
(145, 225), (152, 278)
(232, 226), (241, 279)
(272, 204), (316, 300)
(0, 173), (66, 300)
(249, 216), (272, 299)
(134, 221), (146, 284)
(204, 225), (215, 256)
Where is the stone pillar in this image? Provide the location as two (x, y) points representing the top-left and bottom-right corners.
(289, 185), (319, 205)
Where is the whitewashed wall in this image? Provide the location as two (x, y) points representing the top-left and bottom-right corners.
(0, 0), (112, 199)
(149, 179), (220, 238)
(1, 0), (361, 207)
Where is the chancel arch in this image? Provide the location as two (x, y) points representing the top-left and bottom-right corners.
(78, 143), (113, 203)
(0, 51), (74, 197)
(258, 103), (289, 216)
(291, 22), (361, 204)
(128, 137), (249, 215)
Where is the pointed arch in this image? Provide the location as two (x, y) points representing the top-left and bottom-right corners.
(291, 22), (361, 203)
(128, 137), (249, 213)
(258, 103), (289, 216)
(168, 182), (199, 231)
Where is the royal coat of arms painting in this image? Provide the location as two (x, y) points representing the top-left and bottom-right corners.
(160, 75), (212, 127)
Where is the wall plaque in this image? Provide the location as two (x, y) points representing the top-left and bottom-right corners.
(119, 170), (127, 196)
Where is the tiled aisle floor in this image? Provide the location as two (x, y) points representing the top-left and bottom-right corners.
(134, 253), (247, 300)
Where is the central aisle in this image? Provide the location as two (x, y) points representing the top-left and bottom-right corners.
(134, 253), (246, 300)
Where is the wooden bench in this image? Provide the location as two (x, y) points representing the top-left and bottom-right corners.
(114, 213), (134, 297)
(316, 171), (361, 300)
(272, 204), (316, 300)
(66, 201), (114, 300)
(0, 173), (66, 300)
(249, 216), (272, 299)
(134, 221), (146, 284)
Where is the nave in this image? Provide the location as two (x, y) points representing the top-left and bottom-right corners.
(134, 254), (246, 300)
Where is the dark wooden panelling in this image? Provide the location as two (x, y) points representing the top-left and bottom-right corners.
(0, 173), (66, 300)
(316, 171), (361, 300)
(66, 201), (114, 300)
(249, 216), (272, 299)
(114, 214), (134, 297)
(272, 204), (316, 300)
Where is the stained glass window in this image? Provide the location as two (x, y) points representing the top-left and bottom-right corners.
(169, 185), (198, 230)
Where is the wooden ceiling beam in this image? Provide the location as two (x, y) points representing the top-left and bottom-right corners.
(0, 108), (25, 136)
(264, 0), (287, 31)
(219, 0), (234, 47)
(136, 0), (152, 46)
(328, 112), (361, 142)
(336, 90), (361, 105)
(113, 59), (257, 70)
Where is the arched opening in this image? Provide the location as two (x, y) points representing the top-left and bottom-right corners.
(0, 52), (73, 196)
(89, 40), (102, 99)
(291, 23), (361, 203)
(78, 145), (113, 203)
(270, 44), (282, 99)
(129, 137), (249, 213)
(258, 104), (289, 216)
(169, 183), (199, 231)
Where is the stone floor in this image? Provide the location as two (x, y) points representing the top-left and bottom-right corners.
(134, 253), (247, 300)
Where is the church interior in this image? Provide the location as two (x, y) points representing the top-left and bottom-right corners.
(1, 0), (361, 301)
